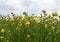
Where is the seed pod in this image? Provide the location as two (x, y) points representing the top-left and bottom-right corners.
(23, 12), (28, 16)
(42, 10), (46, 13)
(52, 12), (58, 16)
(58, 16), (60, 18)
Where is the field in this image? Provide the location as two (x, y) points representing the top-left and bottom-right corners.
(0, 10), (60, 42)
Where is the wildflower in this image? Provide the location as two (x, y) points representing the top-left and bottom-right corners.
(36, 20), (40, 24)
(11, 12), (14, 14)
(27, 34), (30, 37)
(24, 15), (30, 19)
(25, 21), (30, 25)
(58, 16), (60, 18)
(31, 15), (36, 21)
(7, 40), (9, 42)
(52, 21), (55, 24)
(11, 12), (15, 16)
(16, 27), (19, 30)
(37, 14), (42, 18)
(52, 12), (58, 16)
(42, 9), (46, 13)
(48, 15), (52, 18)
(45, 24), (48, 28)
(52, 26), (55, 29)
(9, 18), (14, 22)
(51, 26), (55, 31)
(1, 29), (5, 33)
(23, 12), (28, 16)
(52, 20), (57, 25)
(18, 22), (22, 27)
(16, 16), (22, 19)
(0, 36), (4, 39)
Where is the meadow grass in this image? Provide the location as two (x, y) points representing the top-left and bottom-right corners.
(0, 10), (60, 42)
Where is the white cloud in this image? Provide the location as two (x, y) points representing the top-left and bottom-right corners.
(0, 0), (60, 15)
(7, 0), (23, 8)
(6, 0), (55, 10)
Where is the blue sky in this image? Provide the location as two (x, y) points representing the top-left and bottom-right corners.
(0, 0), (60, 16)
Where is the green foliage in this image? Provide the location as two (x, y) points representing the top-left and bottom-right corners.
(0, 10), (60, 42)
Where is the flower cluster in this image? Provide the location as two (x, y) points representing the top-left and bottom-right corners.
(0, 10), (60, 42)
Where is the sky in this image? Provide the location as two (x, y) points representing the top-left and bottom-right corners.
(0, 0), (60, 16)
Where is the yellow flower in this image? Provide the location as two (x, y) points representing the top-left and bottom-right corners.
(16, 27), (19, 30)
(45, 24), (48, 28)
(18, 22), (22, 27)
(9, 18), (14, 22)
(16, 16), (22, 19)
(52, 20), (57, 25)
(36, 20), (40, 23)
(31, 15), (36, 21)
(52, 21), (55, 24)
(52, 26), (55, 29)
(52, 12), (58, 16)
(48, 15), (52, 18)
(27, 34), (30, 37)
(1, 29), (5, 33)
(51, 26), (55, 31)
(0, 36), (4, 39)
(24, 16), (30, 19)
(25, 21), (30, 25)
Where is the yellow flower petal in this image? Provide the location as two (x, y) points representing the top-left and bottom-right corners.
(25, 21), (30, 25)
(1, 29), (5, 33)
(27, 35), (30, 37)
